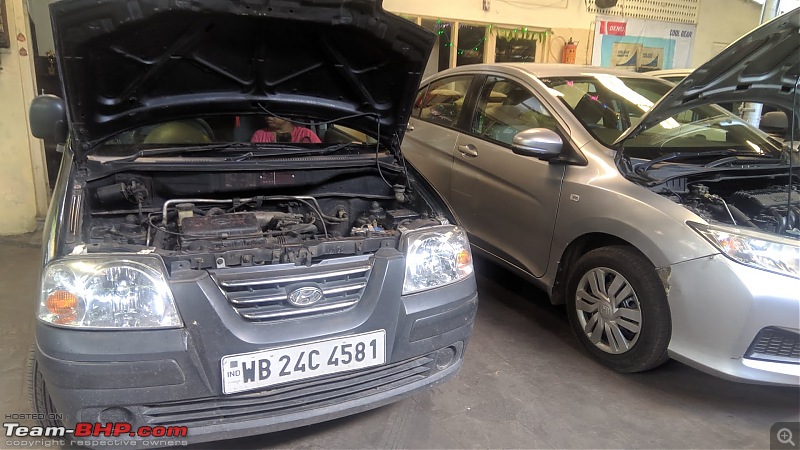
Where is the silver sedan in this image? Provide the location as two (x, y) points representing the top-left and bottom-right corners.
(401, 13), (799, 385)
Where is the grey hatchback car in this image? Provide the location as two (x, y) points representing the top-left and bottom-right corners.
(27, 0), (477, 446)
(403, 12), (799, 385)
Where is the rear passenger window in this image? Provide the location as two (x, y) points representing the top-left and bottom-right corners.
(416, 75), (473, 128)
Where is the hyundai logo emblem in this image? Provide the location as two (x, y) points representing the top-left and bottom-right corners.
(287, 286), (324, 307)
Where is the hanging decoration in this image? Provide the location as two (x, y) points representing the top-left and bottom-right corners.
(436, 20), (488, 56)
(492, 25), (550, 43)
(435, 19), (550, 56)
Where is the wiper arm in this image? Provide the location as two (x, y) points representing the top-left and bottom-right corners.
(702, 155), (783, 168)
(103, 143), (354, 164)
(227, 143), (358, 161)
(635, 149), (754, 173)
(104, 142), (255, 164)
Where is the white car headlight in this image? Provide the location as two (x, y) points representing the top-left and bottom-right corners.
(402, 225), (474, 294)
(689, 222), (799, 278)
(39, 256), (182, 329)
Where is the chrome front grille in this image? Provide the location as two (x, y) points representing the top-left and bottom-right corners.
(211, 255), (373, 322)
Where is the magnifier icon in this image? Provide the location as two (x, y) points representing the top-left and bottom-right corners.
(778, 428), (796, 446)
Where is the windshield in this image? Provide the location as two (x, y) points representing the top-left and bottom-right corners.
(99, 115), (376, 155)
(540, 76), (784, 160)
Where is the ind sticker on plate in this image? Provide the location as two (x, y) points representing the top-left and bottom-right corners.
(221, 330), (387, 394)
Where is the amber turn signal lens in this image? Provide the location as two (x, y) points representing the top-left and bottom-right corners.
(46, 290), (78, 316)
(456, 249), (472, 269)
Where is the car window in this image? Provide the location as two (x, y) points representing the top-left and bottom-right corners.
(546, 76), (663, 144)
(417, 75), (473, 128)
(99, 115), (379, 152)
(540, 76), (783, 160)
(471, 77), (559, 145)
(105, 116), (291, 145)
(412, 86), (429, 118)
(660, 75), (686, 84)
(327, 124), (376, 144)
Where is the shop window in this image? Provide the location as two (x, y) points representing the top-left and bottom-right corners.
(421, 19), (451, 73)
(456, 24), (486, 66)
(495, 36), (536, 63)
(0, 0), (10, 49)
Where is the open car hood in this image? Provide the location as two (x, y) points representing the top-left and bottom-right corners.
(616, 8), (799, 146)
(50, 0), (434, 155)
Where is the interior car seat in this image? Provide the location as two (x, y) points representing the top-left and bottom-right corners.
(573, 95), (618, 129)
(573, 95), (626, 142)
(483, 89), (538, 144)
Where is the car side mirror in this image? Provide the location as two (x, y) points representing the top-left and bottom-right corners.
(511, 128), (563, 160)
(759, 111), (788, 137)
(29, 95), (68, 144)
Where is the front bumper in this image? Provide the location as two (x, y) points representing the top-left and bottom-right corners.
(34, 247), (478, 446)
(666, 254), (799, 386)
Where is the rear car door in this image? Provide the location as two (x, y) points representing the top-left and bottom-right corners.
(402, 75), (474, 202)
(449, 75), (567, 278)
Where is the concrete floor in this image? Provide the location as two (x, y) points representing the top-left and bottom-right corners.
(1, 234), (798, 449)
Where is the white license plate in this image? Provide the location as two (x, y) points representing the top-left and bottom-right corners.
(221, 330), (386, 394)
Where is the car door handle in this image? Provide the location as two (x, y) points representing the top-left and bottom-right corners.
(457, 144), (478, 157)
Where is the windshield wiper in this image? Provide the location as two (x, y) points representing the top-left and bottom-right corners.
(104, 142), (252, 163)
(103, 143), (354, 164)
(225, 143), (361, 161)
(702, 155), (784, 168)
(635, 149), (777, 173)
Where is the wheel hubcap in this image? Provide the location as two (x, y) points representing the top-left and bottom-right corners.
(574, 267), (642, 354)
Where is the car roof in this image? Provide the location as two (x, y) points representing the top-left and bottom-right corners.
(424, 63), (661, 82)
(646, 68), (694, 77)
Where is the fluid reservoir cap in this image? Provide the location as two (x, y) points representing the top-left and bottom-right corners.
(177, 203), (195, 226)
(393, 184), (406, 203)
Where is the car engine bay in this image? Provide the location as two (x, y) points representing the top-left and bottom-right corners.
(657, 177), (800, 238)
(76, 168), (446, 269)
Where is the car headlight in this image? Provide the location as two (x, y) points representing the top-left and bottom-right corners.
(39, 256), (182, 329)
(402, 225), (474, 294)
(688, 222), (799, 278)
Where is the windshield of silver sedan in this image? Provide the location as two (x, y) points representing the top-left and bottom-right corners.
(540, 76), (783, 161)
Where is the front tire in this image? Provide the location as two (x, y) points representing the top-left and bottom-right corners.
(566, 246), (671, 373)
(28, 347), (63, 429)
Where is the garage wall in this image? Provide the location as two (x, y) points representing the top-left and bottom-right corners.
(691, 0), (761, 67)
(383, 0), (764, 68)
(0, 0), (48, 235)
